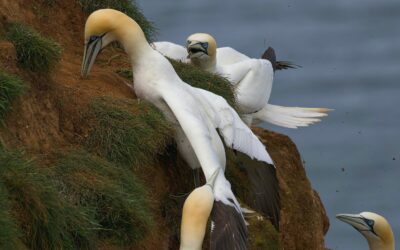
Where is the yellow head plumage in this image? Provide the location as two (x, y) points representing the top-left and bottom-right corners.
(81, 9), (149, 77)
(180, 170), (219, 250)
(337, 211), (395, 250)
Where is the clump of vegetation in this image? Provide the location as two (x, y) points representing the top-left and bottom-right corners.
(78, 0), (157, 42)
(116, 59), (236, 108)
(54, 151), (153, 245)
(0, 70), (27, 122)
(0, 183), (22, 249)
(0, 149), (95, 249)
(6, 23), (62, 73)
(169, 59), (236, 107)
(247, 213), (280, 249)
(85, 96), (173, 167)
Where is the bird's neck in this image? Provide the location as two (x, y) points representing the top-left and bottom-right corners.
(114, 21), (153, 66)
(368, 238), (394, 250)
(191, 56), (217, 72)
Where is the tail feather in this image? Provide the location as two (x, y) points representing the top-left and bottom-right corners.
(253, 104), (332, 129)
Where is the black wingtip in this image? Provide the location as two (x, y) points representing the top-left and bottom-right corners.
(246, 162), (280, 230)
(261, 46), (300, 71)
(235, 152), (281, 230)
(261, 47), (277, 71)
(275, 60), (301, 71)
(210, 201), (248, 250)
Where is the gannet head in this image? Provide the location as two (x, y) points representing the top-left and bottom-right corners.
(81, 9), (147, 77)
(336, 212), (395, 250)
(180, 170), (219, 250)
(186, 33), (217, 70)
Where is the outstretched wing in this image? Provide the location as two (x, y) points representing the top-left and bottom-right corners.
(217, 47), (250, 65)
(193, 88), (273, 165)
(152, 41), (188, 61)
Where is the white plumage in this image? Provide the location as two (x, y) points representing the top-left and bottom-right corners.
(153, 33), (331, 128)
(81, 10), (274, 249)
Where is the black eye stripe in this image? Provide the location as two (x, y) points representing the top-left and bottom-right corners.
(88, 33), (107, 44)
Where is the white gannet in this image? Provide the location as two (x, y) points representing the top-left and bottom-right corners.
(81, 9), (276, 249)
(336, 212), (395, 250)
(153, 33), (331, 128)
(180, 170), (218, 250)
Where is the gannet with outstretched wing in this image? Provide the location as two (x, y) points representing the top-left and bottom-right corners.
(336, 212), (395, 250)
(154, 33), (331, 128)
(81, 9), (277, 249)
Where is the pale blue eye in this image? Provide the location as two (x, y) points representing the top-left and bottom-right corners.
(201, 42), (209, 49)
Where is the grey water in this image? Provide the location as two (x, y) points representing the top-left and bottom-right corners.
(138, 0), (400, 249)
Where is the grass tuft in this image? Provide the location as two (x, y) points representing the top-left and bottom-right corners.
(78, 0), (157, 42)
(0, 183), (22, 249)
(6, 23), (62, 73)
(169, 59), (236, 107)
(54, 150), (153, 245)
(0, 149), (95, 249)
(84, 96), (173, 167)
(116, 59), (236, 108)
(0, 70), (27, 122)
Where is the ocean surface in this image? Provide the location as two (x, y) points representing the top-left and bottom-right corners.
(138, 0), (400, 249)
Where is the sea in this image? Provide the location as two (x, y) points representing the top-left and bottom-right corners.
(138, 0), (400, 249)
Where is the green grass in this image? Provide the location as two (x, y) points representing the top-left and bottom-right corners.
(0, 183), (22, 249)
(54, 151), (153, 245)
(0, 70), (28, 122)
(116, 59), (236, 108)
(84, 96), (173, 167)
(78, 0), (157, 42)
(6, 23), (62, 73)
(0, 149), (95, 249)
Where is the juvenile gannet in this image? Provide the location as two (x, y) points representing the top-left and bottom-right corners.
(81, 9), (276, 249)
(336, 212), (395, 250)
(154, 33), (331, 128)
(180, 170), (218, 250)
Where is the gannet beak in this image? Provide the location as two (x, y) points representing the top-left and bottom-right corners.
(206, 169), (219, 189)
(81, 36), (103, 78)
(336, 213), (373, 233)
(187, 41), (208, 57)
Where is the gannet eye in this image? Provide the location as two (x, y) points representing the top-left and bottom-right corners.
(201, 42), (209, 50)
(363, 218), (374, 228)
(89, 35), (100, 43)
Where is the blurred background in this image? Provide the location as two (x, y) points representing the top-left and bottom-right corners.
(138, 0), (400, 249)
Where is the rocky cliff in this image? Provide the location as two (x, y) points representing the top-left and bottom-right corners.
(0, 0), (329, 249)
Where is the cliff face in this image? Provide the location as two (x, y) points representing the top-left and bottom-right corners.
(0, 0), (328, 249)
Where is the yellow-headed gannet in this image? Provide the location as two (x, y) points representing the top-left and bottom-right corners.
(180, 170), (218, 250)
(336, 212), (395, 250)
(81, 9), (277, 249)
(154, 33), (331, 128)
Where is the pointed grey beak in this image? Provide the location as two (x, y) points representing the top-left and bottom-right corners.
(206, 169), (219, 189)
(81, 37), (103, 78)
(336, 213), (371, 232)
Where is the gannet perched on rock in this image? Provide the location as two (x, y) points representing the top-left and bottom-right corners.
(81, 9), (277, 249)
(154, 33), (331, 128)
(336, 212), (395, 250)
(180, 170), (218, 250)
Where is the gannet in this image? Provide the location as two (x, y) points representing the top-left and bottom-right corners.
(81, 9), (277, 249)
(336, 212), (395, 250)
(154, 33), (331, 128)
(180, 170), (218, 250)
